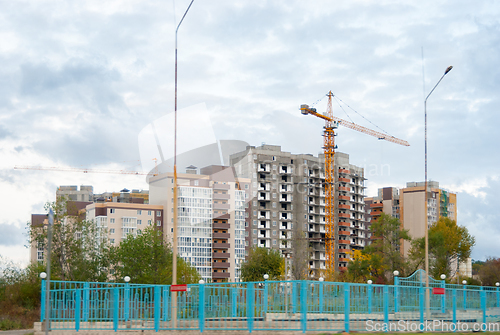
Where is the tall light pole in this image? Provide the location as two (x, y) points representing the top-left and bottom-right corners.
(172, 0), (195, 328)
(424, 65), (453, 318)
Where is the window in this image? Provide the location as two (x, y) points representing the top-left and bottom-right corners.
(273, 240), (277, 245)
(148, 211), (152, 216)
(253, 229), (257, 235)
(156, 211), (161, 217)
(272, 230), (277, 236)
(110, 228), (115, 234)
(273, 221), (277, 226)
(253, 220), (257, 226)
(110, 208), (115, 214)
(156, 220), (161, 226)
(245, 231), (249, 237)
(245, 184), (249, 189)
(137, 229), (142, 235)
(137, 219), (142, 225)
(194, 180), (199, 186)
(110, 239), (115, 244)
(110, 218), (115, 224)
(137, 210), (142, 215)
(148, 220), (152, 225)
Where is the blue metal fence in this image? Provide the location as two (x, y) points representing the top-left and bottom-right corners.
(40, 278), (500, 332)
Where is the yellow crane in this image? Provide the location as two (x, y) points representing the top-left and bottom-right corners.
(300, 91), (409, 273)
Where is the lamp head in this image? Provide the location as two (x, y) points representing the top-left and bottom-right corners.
(319, 277), (324, 282)
(40, 272), (47, 279)
(445, 66), (453, 75)
(440, 274), (446, 280)
(124, 276), (131, 283)
(367, 280), (373, 284)
(199, 279), (205, 284)
(496, 282), (499, 287)
(393, 270), (399, 276)
(263, 274), (269, 280)
(462, 280), (467, 285)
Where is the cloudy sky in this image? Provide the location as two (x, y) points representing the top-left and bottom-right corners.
(1, 0), (499, 266)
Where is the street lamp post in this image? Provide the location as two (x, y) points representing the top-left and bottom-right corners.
(172, 0), (195, 328)
(424, 65), (453, 319)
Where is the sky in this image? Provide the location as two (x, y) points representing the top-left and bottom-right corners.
(1, 0), (499, 267)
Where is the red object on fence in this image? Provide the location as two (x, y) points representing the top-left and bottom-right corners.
(170, 284), (188, 292)
(432, 287), (445, 295)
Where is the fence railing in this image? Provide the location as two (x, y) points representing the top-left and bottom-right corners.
(40, 279), (500, 333)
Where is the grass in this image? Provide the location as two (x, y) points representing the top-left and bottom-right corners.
(0, 302), (39, 330)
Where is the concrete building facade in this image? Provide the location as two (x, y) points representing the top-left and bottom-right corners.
(148, 165), (249, 283)
(230, 144), (368, 275)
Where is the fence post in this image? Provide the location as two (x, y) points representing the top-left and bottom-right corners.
(368, 283), (372, 315)
(40, 279), (46, 322)
(383, 286), (389, 326)
(419, 286), (424, 325)
(301, 282), (307, 333)
(344, 283), (350, 333)
(319, 281), (324, 314)
(452, 289), (456, 325)
(441, 279), (445, 314)
(247, 284), (254, 333)
(199, 283), (205, 333)
(124, 282), (130, 322)
(83, 282), (89, 322)
(75, 289), (81, 332)
(154, 286), (161, 332)
(481, 289), (486, 325)
(113, 287), (119, 332)
(463, 284), (467, 310)
(231, 286), (237, 317)
(394, 276), (399, 313)
(497, 286), (500, 308)
(264, 280), (268, 316)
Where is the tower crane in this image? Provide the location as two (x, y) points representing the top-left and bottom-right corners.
(300, 91), (409, 274)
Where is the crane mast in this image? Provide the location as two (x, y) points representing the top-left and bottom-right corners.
(301, 91), (409, 275)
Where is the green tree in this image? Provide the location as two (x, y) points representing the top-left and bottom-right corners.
(27, 198), (112, 282)
(410, 217), (475, 279)
(240, 246), (284, 282)
(291, 226), (310, 280)
(111, 226), (200, 284)
(478, 257), (500, 286)
(354, 213), (411, 283)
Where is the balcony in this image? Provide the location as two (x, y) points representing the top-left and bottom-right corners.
(338, 222), (350, 227)
(339, 186), (350, 192)
(279, 165), (291, 174)
(339, 257), (349, 262)
(339, 213), (350, 218)
(214, 203), (230, 210)
(339, 177), (350, 183)
(338, 248), (350, 253)
(339, 195), (350, 201)
(258, 193), (270, 201)
(213, 232), (230, 239)
(212, 272), (230, 279)
(213, 222), (230, 229)
(257, 164), (270, 173)
(339, 204), (350, 210)
(339, 231), (350, 236)
(213, 252), (230, 259)
(258, 212), (270, 220)
(213, 183), (230, 190)
(213, 243), (230, 249)
(280, 195), (291, 202)
(258, 183), (271, 191)
(338, 169), (350, 174)
(212, 262), (230, 269)
(339, 239), (350, 245)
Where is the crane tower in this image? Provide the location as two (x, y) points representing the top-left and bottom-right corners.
(301, 91), (409, 274)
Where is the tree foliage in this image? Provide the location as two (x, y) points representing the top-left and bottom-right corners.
(27, 198), (112, 282)
(240, 246), (284, 282)
(410, 217), (475, 279)
(347, 213), (411, 283)
(111, 227), (200, 284)
(478, 257), (500, 286)
(291, 224), (310, 280)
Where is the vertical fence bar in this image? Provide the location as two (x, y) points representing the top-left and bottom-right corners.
(83, 282), (89, 322)
(301, 282), (307, 333)
(497, 286), (500, 308)
(248, 284), (254, 333)
(452, 289), (456, 328)
(124, 282), (130, 322)
(463, 284), (467, 310)
(199, 282), (205, 333)
(368, 283), (372, 314)
(163, 286), (169, 321)
(319, 281), (324, 314)
(481, 290), (486, 325)
(441, 280), (445, 314)
(154, 286), (161, 332)
(419, 286), (424, 324)
(292, 282), (298, 314)
(75, 289), (81, 332)
(394, 276), (399, 313)
(113, 287), (119, 332)
(40, 280), (46, 322)
(344, 283), (350, 333)
(264, 280), (268, 317)
(383, 286), (389, 329)
(231, 286), (237, 318)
